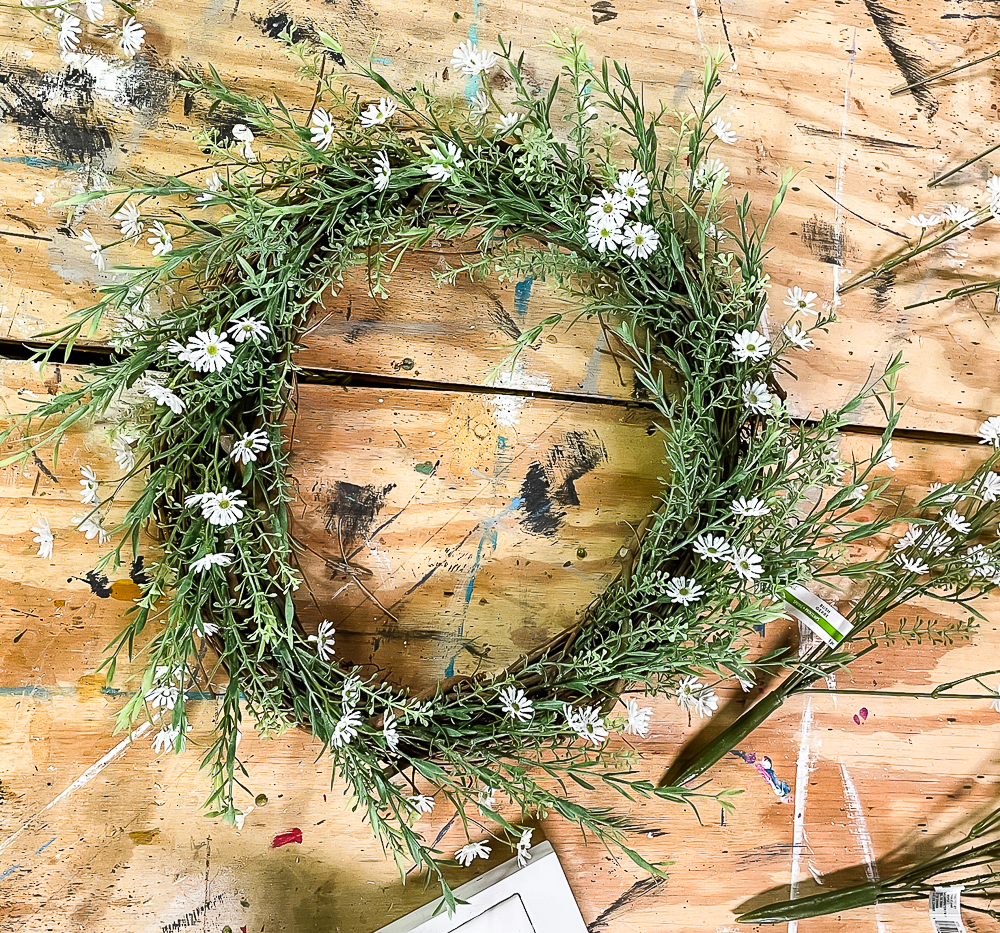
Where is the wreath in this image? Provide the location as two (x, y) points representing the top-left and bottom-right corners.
(6, 30), (1000, 909)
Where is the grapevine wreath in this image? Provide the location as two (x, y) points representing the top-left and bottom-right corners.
(7, 30), (1000, 908)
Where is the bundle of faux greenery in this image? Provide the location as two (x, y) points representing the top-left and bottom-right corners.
(5, 29), (1000, 909)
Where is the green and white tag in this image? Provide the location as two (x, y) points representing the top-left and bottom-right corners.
(777, 584), (852, 647)
(929, 886), (965, 933)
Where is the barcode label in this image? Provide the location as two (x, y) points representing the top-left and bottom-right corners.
(929, 886), (965, 933)
(777, 584), (852, 647)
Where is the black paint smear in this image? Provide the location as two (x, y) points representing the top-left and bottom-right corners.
(796, 123), (920, 151)
(802, 216), (849, 266)
(863, 0), (938, 118)
(871, 269), (896, 311)
(115, 56), (178, 124)
(342, 301), (386, 345)
(250, 9), (345, 64)
(70, 570), (111, 598)
(519, 431), (608, 536)
(31, 451), (59, 484)
(13, 630), (27, 643)
(587, 877), (664, 932)
(130, 556), (150, 586)
(484, 293), (522, 342)
(0, 60), (112, 163)
(317, 480), (396, 545)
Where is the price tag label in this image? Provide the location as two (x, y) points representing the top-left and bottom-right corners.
(929, 886), (965, 933)
(777, 584), (852, 647)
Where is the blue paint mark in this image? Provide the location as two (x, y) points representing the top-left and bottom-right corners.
(513, 277), (533, 318)
(0, 686), (216, 700)
(1, 865), (19, 881)
(36, 838), (55, 854)
(464, 23), (480, 102)
(497, 435), (508, 451)
(0, 155), (80, 171)
(371, 56), (392, 65)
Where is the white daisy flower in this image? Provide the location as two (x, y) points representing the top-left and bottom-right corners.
(79, 229), (105, 272)
(230, 428), (269, 465)
(731, 329), (771, 362)
(118, 16), (145, 56)
(31, 517), (54, 559)
(693, 157), (729, 188)
(358, 97), (397, 128)
(145, 680), (180, 710)
(382, 710), (400, 752)
(675, 676), (718, 718)
(196, 172), (223, 205)
(79, 465), (99, 505)
(147, 221), (172, 257)
(84, 0), (103, 23)
(372, 149), (391, 192)
(975, 472), (1000, 503)
(342, 675), (362, 708)
(846, 483), (868, 503)
(623, 697), (652, 737)
(732, 496), (770, 517)
(308, 619), (336, 661)
(783, 322), (814, 350)
(964, 545), (994, 577)
(516, 828), (533, 867)
(476, 786), (496, 812)
(942, 509), (971, 535)
(693, 533), (730, 562)
(585, 190), (629, 228)
(572, 706), (609, 746)
(200, 487), (247, 527)
(494, 111), (521, 133)
(450, 40), (497, 76)
(231, 123), (256, 161)
(927, 481), (964, 505)
(330, 709), (363, 748)
(185, 328), (235, 373)
(195, 618), (220, 637)
(706, 222), (727, 241)
(75, 511), (111, 543)
(142, 382), (185, 413)
(425, 140), (464, 182)
(907, 213), (941, 228)
(893, 525), (921, 551)
(408, 794), (435, 814)
(151, 725), (180, 754)
(987, 175), (1000, 205)
(731, 545), (763, 581)
(895, 554), (929, 575)
(190, 552), (234, 574)
(59, 15), (82, 53)
(310, 106), (335, 150)
(614, 169), (650, 210)
(115, 200), (143, 240)
(586, 221), (622, 253)
(227, 315), (269, 343)
(709, 117), (739, 144)
(941, 203), (975, 229)
(663, 575), (705, 605)
(877, 442), (898, 470)
(455, 841), (491, 867)
(621, 222), (659, 260)
(783, 286), (818, 315)
(499, 685), (534, 722)
(925, 528), (955, 556)
(978, 416), (1000, 447)
(469, 89), (489, 117)
(742, 380), (772, 414)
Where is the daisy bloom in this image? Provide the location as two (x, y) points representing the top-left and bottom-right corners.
(710, 117), (739, 143)
(693, 158), (729, 188)
(119, 16), (145, 56)
(621, 222), (659, 260)
(743, 380), (772, 415)
(145, 674), (180, 710)
(31, 517), (53, 559)
(200, 487), (247, 527)
(922, 528), (953, 556)
(976, 472), (1000, 503)
(75, 511), (111, 543)
(614, 169), (650, 210)
(941, 203), (975, 229)
(927, 482), (964, 505)
(572, 706), (609, 746)
(358, 97), (397, 128)
(693, 533), (730, 563)
(450, 40), (497, 76)
(878, 442), (898, 470)
(964, 545), (994, 577)
(706, 222), (727, 241)
(115, 200), (143, 240)
(185, 328), (235, 373)
(942, 509), (971, 535)
(991, 685), (1000, 713)
(895, 554), (929, 575)
(372, 149), (391, 192)
(84, 0), (103, 23)
(783, 322), (814, 350)
(196, 172), (223, 204)
(147, 221), (172, 257)
(978, 416), (1000, 447)
(151, 725), (180, 754)
(425, 140), (464, 182)
(227, 315), (269, 343)
(499, 685), (534, 722)
(142, 382), (185, 414)
(623, 697), (652, 737)
(675, 676), (719, 718)
(476, 786), (496, 812)
(846, 483), (868, 503)
(190, 552), (234, 574)
(907, 213), (941, 228)
(731, 329), (771, 362)
(231, 123), (256, 161)
(194, 618), (220, 637)
(330, 709), (363, 748)
(308, 619), (336, 662)
(663, 575), (705, 605)
(59, 15), (82, 53)
(731, 545), (764, 582)
(494, 111), (521, 133)
(79, 230), (105, 272)
(783, 286), (818, 315)
(586, 190), (629, 228)
(408, 794), (435, 814)
(893, 525), (920, 551)
(455, 841), (491, 867)
(79, 465), (99, 505)
(516, 829), (534, 868)
(381, 710), (400, 753)
(310, 106), (335, 150)
(342, 675), (362, 708)
(230, 428), (269, 465)
(732, 496), (770, 517)
(587, 221), (622, 254)
(469, 89), (489, 117)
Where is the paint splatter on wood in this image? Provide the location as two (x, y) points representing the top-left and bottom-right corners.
(270, 828), (303, 848)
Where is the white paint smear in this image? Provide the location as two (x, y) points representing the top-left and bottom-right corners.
(788, 698), (817, 933)
(840, 763), (888, 933)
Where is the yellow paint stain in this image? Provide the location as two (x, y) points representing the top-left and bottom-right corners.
(128, 829), (160, 845)
(110, 579), (142, 601)
(53, 600), (65, 608)
(76, 672), (107, 700)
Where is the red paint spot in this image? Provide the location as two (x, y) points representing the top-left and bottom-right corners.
(271, 828), (303, 848)
(240, 927), (247, 933)
(853, 708), (869, 725)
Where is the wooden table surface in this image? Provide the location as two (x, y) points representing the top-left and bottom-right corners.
(3, 1), (1000, 931)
